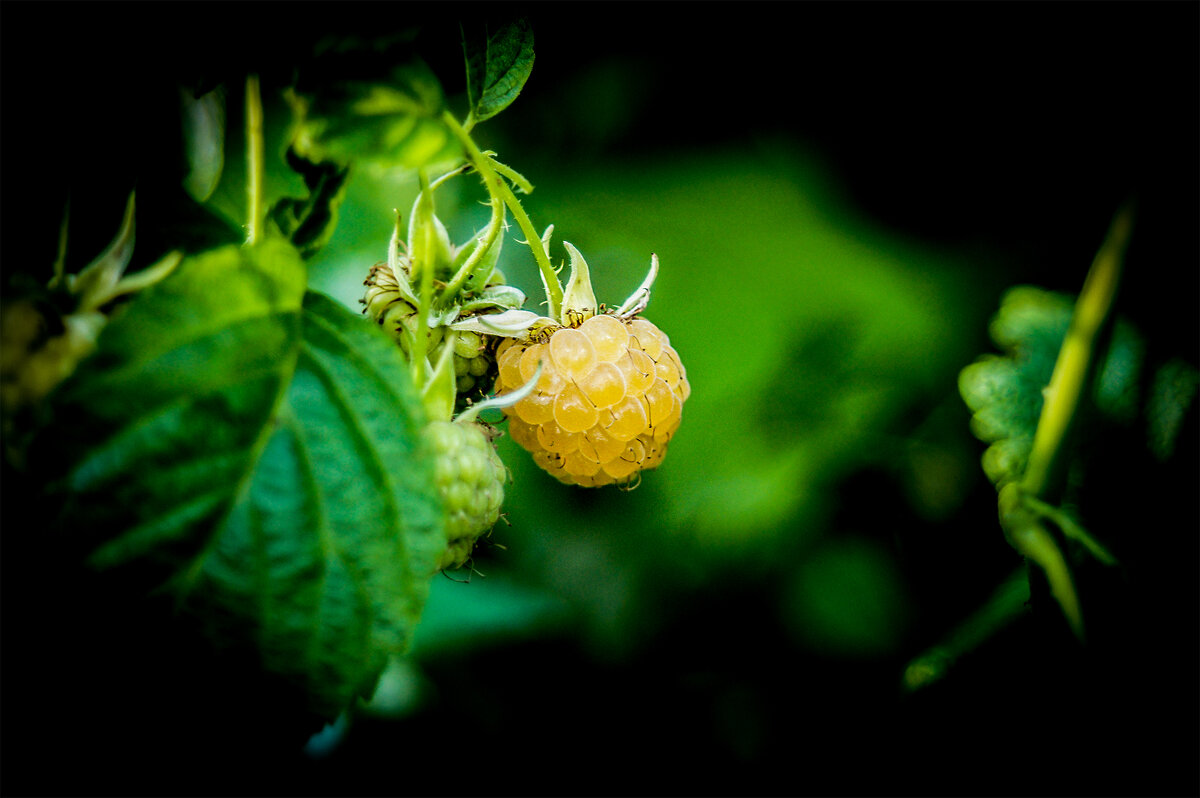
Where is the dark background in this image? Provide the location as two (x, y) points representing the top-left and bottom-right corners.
(3, 2), (1197, 796)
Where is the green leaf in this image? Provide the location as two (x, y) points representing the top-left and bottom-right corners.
(462, 19), (535, 124)
(269, 147), (351, 259)
(35, 243), (444, 718)
(287, 57), (461, 170)
(180, 85), (226, 203)
(958, 286), (1143, 490)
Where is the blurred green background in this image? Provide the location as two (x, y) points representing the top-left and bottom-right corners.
(3, 3), (1196, 796)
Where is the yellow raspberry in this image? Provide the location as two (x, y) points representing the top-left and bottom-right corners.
(495, 312), (689, 487)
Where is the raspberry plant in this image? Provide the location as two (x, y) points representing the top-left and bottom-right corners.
(904, 203), (1198, 689)
(4, 18), (686, 724)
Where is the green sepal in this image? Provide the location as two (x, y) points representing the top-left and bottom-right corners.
(64, 192), (137, 313)
(406, 192), (455, 285)
(449, 222), (504, 295)
(450, 309), (557, 340)
(422, 330), (459, 423)
(560, 242), (597, 326)
(385, 211), (421, 309)
(459, 284), (526, 316)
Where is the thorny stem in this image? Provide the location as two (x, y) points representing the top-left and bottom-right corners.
(442, 110), (563, 319)
(245, 74), (265, 246)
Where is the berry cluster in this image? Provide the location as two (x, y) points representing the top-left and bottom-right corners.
(494, 313), (689, 487)
(361, 244), (514, 410)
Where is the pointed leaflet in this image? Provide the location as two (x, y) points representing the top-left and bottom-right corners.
(33, 242), (443, 718)
(463, 19), (535, 123)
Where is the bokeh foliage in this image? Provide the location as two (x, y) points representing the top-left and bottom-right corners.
(3, 3), (1196, 796)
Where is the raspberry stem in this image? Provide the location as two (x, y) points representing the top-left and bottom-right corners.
(410, 169), (437, 387)
(245, 74), (264, 247)
(1020, 200), (1134, 500)
(441, 110), (564, 319)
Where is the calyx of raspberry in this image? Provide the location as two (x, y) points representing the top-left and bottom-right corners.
(361, 191), (525, 408)
(449, 228), (660, 342)
(3, 192), (181, 425)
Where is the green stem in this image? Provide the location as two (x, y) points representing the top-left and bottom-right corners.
(1021, 201), (1134, 499)
(495, 167), (563, 320)
(245, 74), (265, 246)
(411, 169), (436, 389)
(50, 196), (70, 289)
(1023, 495), (1118, 566)
(998, 200), (1135, 642)
(903, 565), (1030, 692)
(442, 110), (563, 319)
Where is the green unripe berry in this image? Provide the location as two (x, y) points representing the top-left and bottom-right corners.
(424, 420), (508, 571)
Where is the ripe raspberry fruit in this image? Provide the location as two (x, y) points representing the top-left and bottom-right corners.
(424, 419), (508, 571)
(490, 245), (689, 487)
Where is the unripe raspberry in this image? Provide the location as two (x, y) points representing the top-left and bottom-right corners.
(362, 260), (500, 407)
(494, 313), (689, 487)
(423, 419), (508, 571)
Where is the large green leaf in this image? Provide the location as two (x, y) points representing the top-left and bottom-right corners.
(287, 56), (461, 170)
(463, 19), (535, 124)
(35, 242), (444, 718)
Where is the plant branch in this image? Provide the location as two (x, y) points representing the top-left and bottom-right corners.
(442, 110), (563, 319)
(411, 169), (436, 389)
(245, 74), (265, 246)
(1021, 201), (1135, 499)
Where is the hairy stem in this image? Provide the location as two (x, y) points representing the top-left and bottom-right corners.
(442, 110), (563, 319)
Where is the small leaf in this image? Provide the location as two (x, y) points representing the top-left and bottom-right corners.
(269, 147), (351, 259)
(180, 86), (226, 203)
(959, 286), (1143, 490)
(463, 19), (535, 124)
(34, 243), (444, 718)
